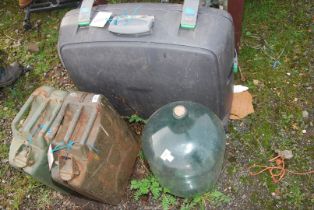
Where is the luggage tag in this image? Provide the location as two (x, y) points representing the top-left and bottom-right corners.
(90, 12), (112, 28)
(48, 144), (54, 171)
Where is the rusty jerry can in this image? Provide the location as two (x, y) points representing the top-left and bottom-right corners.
(9, 86), (70, 192)
(46, 91), (139, 205)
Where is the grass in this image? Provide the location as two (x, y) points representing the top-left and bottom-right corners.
(0, 0), (313, 209)
(236, 0), (313, 208)
(0, 1), (67, 209)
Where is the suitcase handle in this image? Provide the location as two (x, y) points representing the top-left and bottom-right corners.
(108, 15), (154, 35)
(78, 0), (95, 26)
(180, 0), (200, 29)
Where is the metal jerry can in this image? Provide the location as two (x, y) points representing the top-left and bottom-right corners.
(46, 91), (139, 205)
(9, 86), (70, 192)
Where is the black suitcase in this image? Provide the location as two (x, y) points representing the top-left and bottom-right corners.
(58, 3), (234, 125)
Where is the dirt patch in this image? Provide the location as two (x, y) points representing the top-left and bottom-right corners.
(43, 64), (75, 91)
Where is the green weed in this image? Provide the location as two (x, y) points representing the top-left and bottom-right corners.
(130, 176), (176, 210)
(181, 190), (231, 209)
(181, 195), (205, 210)
(131, 176), (231, 210)
(208, 190), (231, 205)
(130, 176), (162, 200)
(128, 114), (147, 124)
(161, 192), (177, 210)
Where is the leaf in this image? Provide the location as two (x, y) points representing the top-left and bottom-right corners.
(275, 149), (293, 159)
(128, 114), (147, 123)
(162, 194), (176, 210)
(130, 176), (177, 207)
(245, 31), (252, 36)
(150, 178), (162, 200)
(208, 190), (231, 205)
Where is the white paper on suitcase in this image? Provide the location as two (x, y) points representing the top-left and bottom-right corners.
(90, 12), (112, 27)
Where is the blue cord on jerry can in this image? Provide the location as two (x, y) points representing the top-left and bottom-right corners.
(51, 140), (75, 153)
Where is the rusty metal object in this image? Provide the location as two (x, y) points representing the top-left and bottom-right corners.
(228, 0), (245, 50)
(46, 91), (139, 205)
(19, 0), (32, 9)
(9, 86), (70, 192)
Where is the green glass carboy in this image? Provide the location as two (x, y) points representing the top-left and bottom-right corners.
(142, 101), (226, 197)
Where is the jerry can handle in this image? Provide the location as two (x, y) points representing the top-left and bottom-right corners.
(45, 103), (69, 142)
(63, 105), (83, 144)
(40, 103), (63, 139)
(21, 100), (49, 133)
(49, 101), (97, 146)
(11, 95), (35, 135)
(79, 108), (97, 145)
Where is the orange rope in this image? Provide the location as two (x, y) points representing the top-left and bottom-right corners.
(249, 155), (314, 183)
